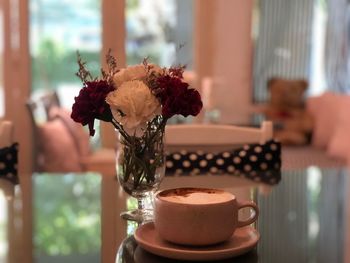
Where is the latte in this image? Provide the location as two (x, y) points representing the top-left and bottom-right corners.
(155, 187), (259, 246)
(158, 188), (233, 204)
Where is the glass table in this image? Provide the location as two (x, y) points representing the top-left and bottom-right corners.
(1, 167), (349, 263)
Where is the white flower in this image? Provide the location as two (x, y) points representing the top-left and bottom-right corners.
(113, 64), (146, 87)
(113, 64), (163, 87)
(106, 80), (161, 134)
(148, 64), (163, 75)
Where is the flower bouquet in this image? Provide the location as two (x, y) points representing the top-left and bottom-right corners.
(71, 52), (203, 222)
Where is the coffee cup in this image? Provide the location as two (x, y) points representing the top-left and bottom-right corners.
(154, 187), (259, 246)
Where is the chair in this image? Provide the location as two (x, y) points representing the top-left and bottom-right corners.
(79, 148), (116, 175)
(162, 121), (276, 191)
(27, 91), (61, 172)
(26, 90), (60, 124)
(0, 120), (16, 198)
(27, 91), (116, 175)
(165, 121), (273, 146)
(0, 121), (13, 148)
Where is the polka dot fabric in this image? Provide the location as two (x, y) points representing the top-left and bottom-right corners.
(0, 143), (19, 185)
(165, 140), (281, 185)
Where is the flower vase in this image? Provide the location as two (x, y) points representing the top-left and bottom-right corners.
(116, 116), (166, 223)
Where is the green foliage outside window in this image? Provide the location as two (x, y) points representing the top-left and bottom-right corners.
(32, 39), (100, 91)
(34, 173), (101, 257)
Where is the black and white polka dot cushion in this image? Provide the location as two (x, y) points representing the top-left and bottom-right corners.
(165, 140), (281, 185)
(0, 143), (19, 185)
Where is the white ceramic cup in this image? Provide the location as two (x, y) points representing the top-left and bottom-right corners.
(154, 187), (259, 246)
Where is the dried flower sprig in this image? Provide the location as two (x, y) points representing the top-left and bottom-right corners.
(101, 49), (119, 85)
(75, 51), (94, 83)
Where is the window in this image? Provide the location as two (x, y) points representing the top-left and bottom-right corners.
(30, 0), (103, 148)
(126, 0), (193, 68)
(125, 0), (194, 125)
(310, 0), (327, 95)
(30, 0), (102, 109)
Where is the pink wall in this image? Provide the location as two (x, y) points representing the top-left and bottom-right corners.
(195, 0), (254, 124)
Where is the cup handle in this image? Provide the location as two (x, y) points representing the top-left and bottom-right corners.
(237, 201), (259, 227)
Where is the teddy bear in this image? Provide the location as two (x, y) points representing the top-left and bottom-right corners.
(263, 78), (314, 145)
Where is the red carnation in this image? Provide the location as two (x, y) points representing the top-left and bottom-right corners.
(157, 75), (203, 119)
(71, 80), (114, 136)
(179, 88), (203, 117)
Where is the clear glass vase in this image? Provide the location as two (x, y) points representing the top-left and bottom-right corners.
(116, 116), (165, 223)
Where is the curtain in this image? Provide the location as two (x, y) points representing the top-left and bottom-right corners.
(253, 0), (314, 102)
(325, 0), (350, 93)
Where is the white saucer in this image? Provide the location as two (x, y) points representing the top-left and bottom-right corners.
(134, 222), (260, 261)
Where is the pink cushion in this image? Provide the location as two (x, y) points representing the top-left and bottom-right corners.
(38, 119), (82, 172)
(307, 92), (340, 148)
(327, 127), (349, 162)
(327, 95), (350, 163)
(49, 107), (91, 157)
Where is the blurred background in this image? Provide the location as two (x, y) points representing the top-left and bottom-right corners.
(1, 0), (349, 261)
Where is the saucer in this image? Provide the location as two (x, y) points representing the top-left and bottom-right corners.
(134, 222), (260, 261)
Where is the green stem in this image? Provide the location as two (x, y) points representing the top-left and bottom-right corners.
(117, 115), (166, 191)
(111, 117), (133, 146)
(140, 117), (167, 155)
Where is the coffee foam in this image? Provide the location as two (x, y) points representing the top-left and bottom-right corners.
(158, 188), (233, 204)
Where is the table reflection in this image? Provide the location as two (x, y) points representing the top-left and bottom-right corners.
(33, 174), (102, 262)
(0, 173), (103, 263)
(0, 189), (8, 262)
(0, 167), (349, 262)
(116, 167), (350, 263)
(116, 235), (258, 263)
